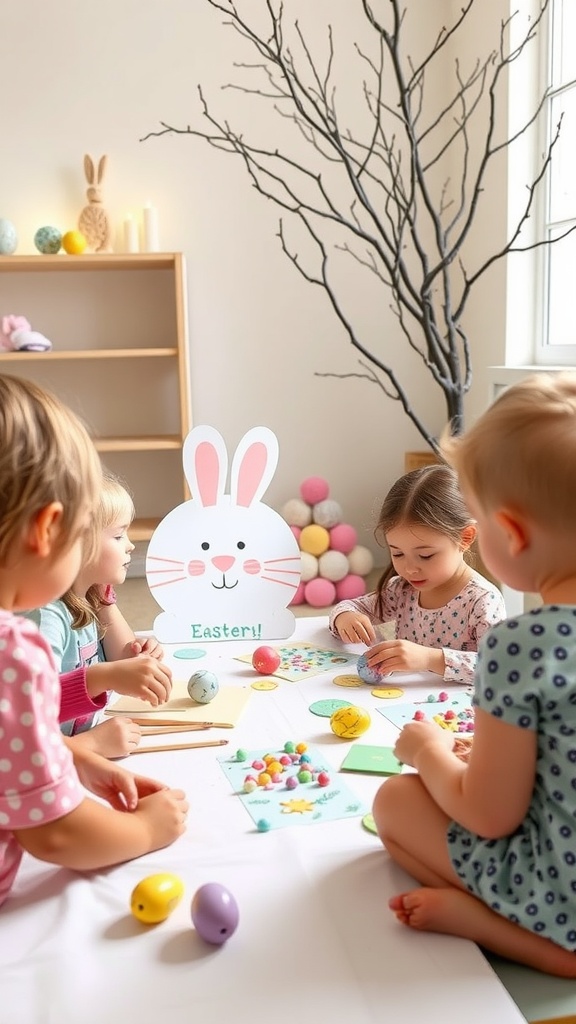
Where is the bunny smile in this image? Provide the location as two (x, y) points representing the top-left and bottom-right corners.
(212, 575), (239, 590)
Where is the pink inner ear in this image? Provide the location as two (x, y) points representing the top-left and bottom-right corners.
(195, 442), (220, 506)
(237, 442), (267, 507)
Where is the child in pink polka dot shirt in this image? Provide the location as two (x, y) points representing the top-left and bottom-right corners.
(0, 375), (188, 908)
(330, 465), (506, 685)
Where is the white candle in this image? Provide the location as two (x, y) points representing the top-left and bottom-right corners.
(123, 215), (139, 253)
(143, 202), (159, 252)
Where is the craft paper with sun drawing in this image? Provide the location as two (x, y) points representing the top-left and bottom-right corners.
(145, 426), (302, 643)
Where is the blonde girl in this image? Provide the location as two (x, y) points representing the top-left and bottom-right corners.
(0, 374), (187, 907)
(330, 465), (506, 686)
(374, 372), (576, 977)
(26, 473), (172, 758)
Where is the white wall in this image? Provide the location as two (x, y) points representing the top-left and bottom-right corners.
(0, 1), (509, 561)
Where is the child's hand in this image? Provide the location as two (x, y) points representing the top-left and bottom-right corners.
(333, 611), (376, 645)
(367, 639), (444, 675)
(104, 656), (172, 705)
(136, 788), (189, 847)
(69, 717), (142, 759)
(393, 720), (456, 768)
(127, 636), (164, 660)
(70, 744), (167, 811)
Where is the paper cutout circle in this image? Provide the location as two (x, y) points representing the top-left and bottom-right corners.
(362, 813), (378, 835)
(333, 674), (363, 688)
(173, 648), (207, 660)
(309, 698), (351, 718)
(251, 679), (279, 691)
(371, 687), (405, 700)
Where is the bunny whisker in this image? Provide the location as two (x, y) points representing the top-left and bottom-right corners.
(147, 568), (187, 576)
(147, 556), (185, 567)
(261, 575), (300, 590)
(149, 576), (188, 589)
(262, 557), (302, 566)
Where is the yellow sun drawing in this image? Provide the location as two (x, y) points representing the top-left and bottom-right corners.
(280, 798), (316, 815)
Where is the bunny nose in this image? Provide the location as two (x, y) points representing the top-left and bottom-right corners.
(212, 555), (235, 573)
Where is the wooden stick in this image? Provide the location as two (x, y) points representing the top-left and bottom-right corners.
(106, 715), (234, 728)
(130, 739), (228, 755)
(137, 725), (212, 736)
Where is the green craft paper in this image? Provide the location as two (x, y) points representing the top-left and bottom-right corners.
(340, 744), (402, 776)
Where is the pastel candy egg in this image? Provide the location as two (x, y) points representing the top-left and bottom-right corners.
(187, 670), (219, 704)
(191, 883), (239, 945)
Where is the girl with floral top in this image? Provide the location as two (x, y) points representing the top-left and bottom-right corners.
(329, 465), (506, 686)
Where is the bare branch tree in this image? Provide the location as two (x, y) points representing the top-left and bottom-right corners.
(142, 0), (573, 453)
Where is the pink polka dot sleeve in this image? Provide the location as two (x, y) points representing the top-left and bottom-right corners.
(0, 613), (84, 905)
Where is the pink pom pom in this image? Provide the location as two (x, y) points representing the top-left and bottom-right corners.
(329, 522), (357, 554)
(289, 582), (306, 606)
(290, 525), (302, 542)
(304, 577), (336, 608)
(335, 574), (367, 601)
(300, 476), (329, 505)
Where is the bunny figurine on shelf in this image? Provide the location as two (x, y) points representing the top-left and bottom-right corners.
(145, 426), (302, 643)
(0, 315), (52, 353)
(78, 154), (112, 252)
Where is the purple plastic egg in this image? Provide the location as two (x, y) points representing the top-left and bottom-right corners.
(191, 883), (239, 945)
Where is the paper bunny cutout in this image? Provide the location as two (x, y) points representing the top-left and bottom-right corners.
(146, 425), (302, 642)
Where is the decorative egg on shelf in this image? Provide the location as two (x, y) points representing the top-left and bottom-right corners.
(62, 229), (87, 254)
(0, 219), (18, 255)
(34, 226), (62, 254)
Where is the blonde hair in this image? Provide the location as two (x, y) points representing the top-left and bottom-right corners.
(0, 374), (101, 566)
(443, 372), (576, 529)
(64, 472), (135, 630)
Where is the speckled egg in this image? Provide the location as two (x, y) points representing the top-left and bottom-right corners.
(187, 669), (219, 704)
(34, 225), (62, 254)
(356, 652), (387, 685)
(0, 219), (17, 255)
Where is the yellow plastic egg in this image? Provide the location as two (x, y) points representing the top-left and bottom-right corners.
(330, 704), (371, 739)
(130, 872), (185, 924)
(62, 230), (87, 254)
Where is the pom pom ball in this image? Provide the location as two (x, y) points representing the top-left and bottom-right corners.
(304, 577), (336, 607)
(329, 523), (357, 554)
(348, 545), (374, 576)
(300, 551), (319, 583)
(282, 498), (312, 528)
(300, 476), (330, 505)
(335, 574), (367, 601)
(312, 499), (343, 529)
(300, 523), (330, 557)
(290, 525), (302, 543)
(318, 549), (349, 583)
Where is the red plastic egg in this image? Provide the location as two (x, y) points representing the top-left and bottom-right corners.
(252, 645), (281, 674)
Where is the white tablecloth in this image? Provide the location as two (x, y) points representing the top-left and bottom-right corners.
(0, 618), (524, 1024)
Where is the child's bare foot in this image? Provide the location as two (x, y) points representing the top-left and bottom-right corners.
(389, 887), (576, 977)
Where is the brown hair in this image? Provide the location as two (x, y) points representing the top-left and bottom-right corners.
(0, 374), (101, 566)
(373, 464), (475, 618)
(64, 472), (135, 630)
(443, 372), (576, 529)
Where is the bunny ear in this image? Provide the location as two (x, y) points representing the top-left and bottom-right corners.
(84, 155), (95, 184)
(182, 426), (228, 508)
(230, 427), (279, 508)
(97, 155), (108, 184)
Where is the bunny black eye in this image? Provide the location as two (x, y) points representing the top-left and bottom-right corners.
(237, 541), (246, 550)
(201, 542), (210, 551)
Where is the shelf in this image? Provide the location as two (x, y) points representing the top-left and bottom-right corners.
(0, 253), (180, 272)
(94, 436), (183, 453)
(0, 348), (178, 361)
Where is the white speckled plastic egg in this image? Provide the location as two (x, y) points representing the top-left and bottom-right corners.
(0, 219), (18, 255)
(187, 670), (219, 704)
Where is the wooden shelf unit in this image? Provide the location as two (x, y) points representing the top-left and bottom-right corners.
(0, 252), (192, 539)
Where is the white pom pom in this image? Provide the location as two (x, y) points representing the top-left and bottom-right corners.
(300, 551), (319, 582)
(347, 544), (374, 576)
(312, 498), (342, 528)
(282, 497), (312, 528)
(318, 549), (349, 582)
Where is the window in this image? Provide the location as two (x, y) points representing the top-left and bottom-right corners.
(537, 0), (576, 364)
